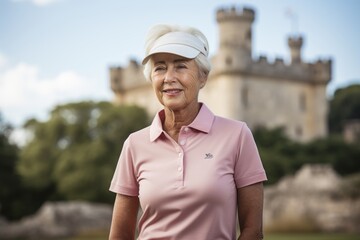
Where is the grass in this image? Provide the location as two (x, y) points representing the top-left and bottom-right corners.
(61, 232), (360, 240)
(265, 233), (360, 240)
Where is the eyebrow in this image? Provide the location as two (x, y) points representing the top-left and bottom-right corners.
(154, 58), (189, 65)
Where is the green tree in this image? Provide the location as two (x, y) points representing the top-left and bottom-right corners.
(328, 84), (360, 133)
(253, 127), (305, 184)
(0, 113), (51, 220)
(0, 114), (22, 219)
(17, 101), (149, 203)
(304, 136), (360, 176)
(253, 127), (360, 185)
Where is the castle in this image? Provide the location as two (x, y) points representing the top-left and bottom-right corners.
(109, 6), (332, 142)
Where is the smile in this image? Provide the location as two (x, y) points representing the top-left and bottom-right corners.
(163, 89), (182, 94)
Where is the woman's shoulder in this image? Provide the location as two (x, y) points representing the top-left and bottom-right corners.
(213, 115), (248, 129)
(127, 125), (151, 142)
(212, 116), (256, 142)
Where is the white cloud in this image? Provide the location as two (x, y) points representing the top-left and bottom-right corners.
(11, 0), (62, 7)
(0, 61), (109, 127)
(0, 55), (111, 147)
(0, 53), (7, 69)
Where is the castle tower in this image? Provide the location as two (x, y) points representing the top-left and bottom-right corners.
(288, 36), (303, 64)
(213, 7), (255, 72)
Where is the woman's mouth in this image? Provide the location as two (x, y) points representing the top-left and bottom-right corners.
(163, 89), (182, 95)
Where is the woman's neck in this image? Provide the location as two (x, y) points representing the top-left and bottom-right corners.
(163, 103), (201, 142)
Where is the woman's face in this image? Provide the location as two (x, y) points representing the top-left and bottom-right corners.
(150, 53), (207, 112)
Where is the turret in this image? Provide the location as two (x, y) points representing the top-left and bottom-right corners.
(288, 35), (303, 64)
(110, 66), (123, 94)
(216, 6), (255, 57)
(212, 6), (256, 73)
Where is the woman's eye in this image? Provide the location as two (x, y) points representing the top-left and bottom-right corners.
(176, 64), (186, 69)
(154, 66), (165, 71)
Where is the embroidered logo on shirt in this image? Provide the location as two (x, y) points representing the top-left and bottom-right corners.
(204, 153), (213, 159)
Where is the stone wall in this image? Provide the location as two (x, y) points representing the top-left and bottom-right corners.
(0, 201), (112, 239)
(264, 164), (360, 233)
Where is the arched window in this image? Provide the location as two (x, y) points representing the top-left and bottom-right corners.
(246, 29), (252, 40)
(225, 56), (232, 66)
(299, 93), (306, 112)
(242, 86), (249, 108)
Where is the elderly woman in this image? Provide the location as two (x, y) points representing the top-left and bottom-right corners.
(109, 24), (267, 240)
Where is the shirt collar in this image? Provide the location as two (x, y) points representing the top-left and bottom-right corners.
(149, 103), (215, 142)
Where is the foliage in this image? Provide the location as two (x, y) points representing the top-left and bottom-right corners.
(304, 136), (360, 175)
(0, 114), (21, 219)
(328, 84), (360, 133)
(0, 114), (42, 220)
(17, 101), (149, 204)
(254, 127), (307, 184)
(253, 127), (360, 185)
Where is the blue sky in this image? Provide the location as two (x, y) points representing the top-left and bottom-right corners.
(1, 0), (360, 128)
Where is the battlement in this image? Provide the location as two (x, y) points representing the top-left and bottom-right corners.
(288, 35), (304, 63)
(211, 51), (331, 84)
(216, 6), (255, 22)
(110, 59), (147, 94)
(112, 52), (332, 95)
(109, 66), (123, 94)
(288, 36), (303, 49)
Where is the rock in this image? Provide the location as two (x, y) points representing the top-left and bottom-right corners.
(264, 164), (360, 233)
(0, 201), (112, 239)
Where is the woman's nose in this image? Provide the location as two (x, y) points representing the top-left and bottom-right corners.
(164, 68), (176, 83)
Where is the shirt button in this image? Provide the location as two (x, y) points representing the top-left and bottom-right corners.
(179, 140), (186, 145)
(177, 167), (182, 172)
(184, 127), (189, 132)
(178, 152), (183, 157)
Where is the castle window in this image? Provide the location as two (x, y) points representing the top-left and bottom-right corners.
(225, 56), (232, 66)
(242, 87), (249, 108)
(112, 77), (118, 83)
(296, 126), (303, 137)
(299, 93), (306, 112)
(246, 30), (252, 40)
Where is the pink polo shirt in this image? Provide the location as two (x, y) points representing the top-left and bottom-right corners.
(110, 103), (267, 239)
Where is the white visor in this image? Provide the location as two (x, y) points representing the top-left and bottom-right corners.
(142, 31), (208, 65)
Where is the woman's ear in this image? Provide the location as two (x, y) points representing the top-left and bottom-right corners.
(200, 81), (206, 89)
(199, 71), (208, 89)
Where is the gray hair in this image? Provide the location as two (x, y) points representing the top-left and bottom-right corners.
(142, 24), (211, 81)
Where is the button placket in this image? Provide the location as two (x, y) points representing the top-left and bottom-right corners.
(176, 145), (184, 187)
(179, 126), (189, 146)
(175, 128), (191, 188)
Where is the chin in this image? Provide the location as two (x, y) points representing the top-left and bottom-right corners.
(163, 102), (186, 111)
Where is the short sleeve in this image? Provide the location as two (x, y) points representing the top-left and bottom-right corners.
(234, 124), (267, 188)
(109, 137), (139, 196)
